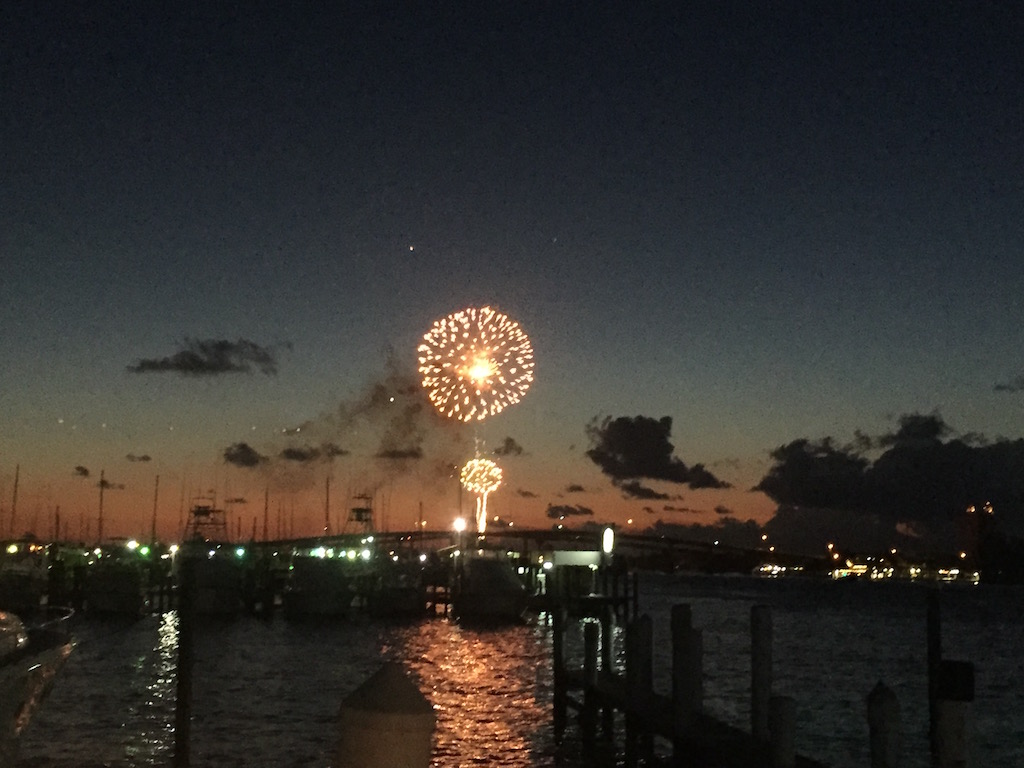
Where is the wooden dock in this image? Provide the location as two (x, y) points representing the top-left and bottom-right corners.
(548, 571), (827, 768)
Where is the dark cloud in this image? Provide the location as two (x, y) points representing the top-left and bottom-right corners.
(280, 446), (323, 463)
(754, 411), (1024, 545)
(375, 447), (423, 460)
(565, 483), (585, 493)
(876, 412), (950, 447)
(126, 454), (151, 462)
(225, 497), (247, 505)
(98, 477), (125, 490)
(995, 375), (1024, 393)
(127, 338), (284, 376)
(223, 442), (267, 468)
(323, 442), (348, 457)
(714, 505), (733, 516)
(493, 437), (524, 456)
(73, 465), (89, 477)
(516, 489), (538, 498)
(586, 415), (730, 490)
(618, 480), (670, 500)
(662, 504), (701, 514)
(546, 503), (594, 519)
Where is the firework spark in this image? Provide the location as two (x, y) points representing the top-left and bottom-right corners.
(460, 457), (503, 534)
(418, 306), (534, 422)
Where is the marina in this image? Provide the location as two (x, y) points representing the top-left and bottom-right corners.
(2, 529), (1021, 767)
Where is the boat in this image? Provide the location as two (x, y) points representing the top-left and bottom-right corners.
(282, 555), (354, 619)
(451, 550), (529, 623)
(368, 557), (427, 618)
(0, 540), (49, 616)
(175, 499), (245, 616)
(83, 541), (150, 615)
(0, 608), (74, 763)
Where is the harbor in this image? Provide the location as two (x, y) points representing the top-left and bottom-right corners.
(3, 521), (1018, 767)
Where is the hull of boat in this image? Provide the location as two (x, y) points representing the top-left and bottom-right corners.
(0, 612), (74, 763)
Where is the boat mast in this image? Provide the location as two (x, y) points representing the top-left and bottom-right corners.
(9, 463), (19, 538)
(98, 468), (105, 543)
(151, 474), (160, 544)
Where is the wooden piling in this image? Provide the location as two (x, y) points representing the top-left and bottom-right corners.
(173, 557), (195, 767)
(601, 603), (615, 738)
(769, 695), (796, 768)
(671, 604), (703, 735)
(551, 573), (568, 737)
(751, 604), (773, 741)
(624, 614), (654, 767)
(582, 620), (600, 750)
(867, 681), (900, 768)
(927, 589), (941, 761)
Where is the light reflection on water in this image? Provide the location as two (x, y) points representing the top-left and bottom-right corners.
(16, 614), (567, 768)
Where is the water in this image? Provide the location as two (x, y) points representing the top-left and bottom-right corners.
(16, 574), (1024, 767)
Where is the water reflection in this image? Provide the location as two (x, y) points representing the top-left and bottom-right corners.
(385, 620), (556, 766)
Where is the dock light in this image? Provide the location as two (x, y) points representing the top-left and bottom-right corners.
(418, 553), (427, 563)
(314, 546), (326, 559)
(360, 548), (371, 561)
(602, 527), (615, 555)
(139, 545), (150, 556)
(7, 544), (19, 554)
(92, 547), (102, 557)
(127, 539), (139, 550)
(208, 550), (216, 558)
(542, 561), (553, 571)
(453, 517), (467, 533)
(169, 544), (179, 555)
(235, 547), (246, 558)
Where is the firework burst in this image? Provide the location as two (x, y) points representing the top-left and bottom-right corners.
(418, 306), (534, 422)
(460, 457), (503, 534)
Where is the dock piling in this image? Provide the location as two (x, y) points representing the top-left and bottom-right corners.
(867, 681), (901, 768)
(751, 604), (773, 742)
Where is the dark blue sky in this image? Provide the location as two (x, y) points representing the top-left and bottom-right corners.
(2, 2), (1023, 541)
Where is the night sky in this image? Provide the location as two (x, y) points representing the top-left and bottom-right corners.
(3, 2), (1023, 550)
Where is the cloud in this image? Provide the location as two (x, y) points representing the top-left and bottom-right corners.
(98, 477), (125, 490)
(493, 437), (524, 456)
(565, 483), (585, 493)
(126, 454), (151, 462)
(995, 375), (1024, 393)
(127, 338), (284, 376)
(662, 504), (701, 514)
(545, 503), (594, 519)
(375, 447), (423, 460)
(754, 411), (1024, 546)
(225, 497), (247, 505)
(714, 504), (733, 516)
(586, 415), (730, 490)
(618, 480), (670, 500)
(73, 465), (90, 477)
(279, 444), (348, 463)
(516, 489), (538, 498)
(223, 442), (267, 468)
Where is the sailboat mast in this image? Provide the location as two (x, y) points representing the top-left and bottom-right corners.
(98, 469), (105, 543)
(9, 464), (19, 538)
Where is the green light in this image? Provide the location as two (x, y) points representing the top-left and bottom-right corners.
(139, 545), (151, 556)
(235, 547), (246, 558)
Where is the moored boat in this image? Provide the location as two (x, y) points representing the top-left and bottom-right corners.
(451, 551), (528, 623)
(282, 555), (354, 619)
(0, 608), (74, 763)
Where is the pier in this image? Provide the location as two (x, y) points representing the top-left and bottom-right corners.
(546, 570), (977, 768)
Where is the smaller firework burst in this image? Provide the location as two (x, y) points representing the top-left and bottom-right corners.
(460, 458), (503, 534)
